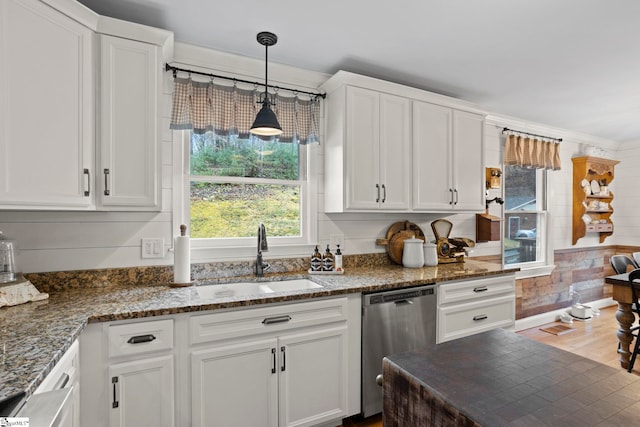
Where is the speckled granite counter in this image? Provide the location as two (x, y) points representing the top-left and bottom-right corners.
(0, 260), (515, 403)
(382, 328), (640, 426)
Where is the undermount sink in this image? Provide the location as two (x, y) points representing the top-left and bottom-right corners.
(196, 278), (322, 299)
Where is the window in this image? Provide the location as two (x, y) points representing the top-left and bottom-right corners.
(183, 131), (312, 247)
(503, 165), (548, 269)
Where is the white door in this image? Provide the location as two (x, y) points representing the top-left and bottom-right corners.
(412, 101), (453, 210)
(345, 86), (380, 210)
(452, 110), (485, 211)
(279, 326), (348, 427)
(191, 338), (278, 427)
(379, 94), (411, 210)
(0, 0), (94, 209)
(98, 35), (160, 210)
(109, 355), (174, 427)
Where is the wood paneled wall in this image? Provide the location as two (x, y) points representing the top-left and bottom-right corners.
(515, 245), (639, 319)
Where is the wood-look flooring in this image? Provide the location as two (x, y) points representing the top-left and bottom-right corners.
(341, 305), (633, 427)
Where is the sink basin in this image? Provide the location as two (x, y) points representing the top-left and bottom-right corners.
(196, 278), (322, 299)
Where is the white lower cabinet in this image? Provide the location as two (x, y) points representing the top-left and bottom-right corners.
(109, 355), (174, 427)
(80, 318), (176, 427)
(189, 298), (351, 427)
(437, 274), (516, 343)
(80, 295), (361, 427)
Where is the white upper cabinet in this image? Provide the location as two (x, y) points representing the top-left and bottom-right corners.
(413, 102), (485, 211)
(324, 85), (411, 212)
(322, 71), (486, 214)
(97, 34), (161, 210)
(0, 0), (94, 209)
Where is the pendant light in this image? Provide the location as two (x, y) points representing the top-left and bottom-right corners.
(250, 31), (283, 137)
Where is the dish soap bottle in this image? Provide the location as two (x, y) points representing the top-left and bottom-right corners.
(311, 245), (322, 271)
(335, 245), (343, 272)
(322, 244), (335, 271)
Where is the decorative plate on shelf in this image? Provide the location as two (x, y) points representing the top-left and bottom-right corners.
(590, 179), (601, 195)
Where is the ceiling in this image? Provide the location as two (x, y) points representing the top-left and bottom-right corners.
(77, 0), (640, 142)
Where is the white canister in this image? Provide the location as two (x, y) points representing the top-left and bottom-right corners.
(402, 238), (424, 268)
(423, 242), (438, 267)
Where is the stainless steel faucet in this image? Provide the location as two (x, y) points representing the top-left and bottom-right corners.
(256, 223), (270, 277)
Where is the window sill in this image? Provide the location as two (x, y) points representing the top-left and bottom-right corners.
(513, 264), (556, 279)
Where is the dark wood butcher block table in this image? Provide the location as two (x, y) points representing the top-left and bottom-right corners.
(382, 328), (640, 426)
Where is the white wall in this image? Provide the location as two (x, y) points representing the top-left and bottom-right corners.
(0, 42), (626, 273)
(611, 140), (640, 245)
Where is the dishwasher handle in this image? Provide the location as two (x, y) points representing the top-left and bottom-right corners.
(394, 299), (413, 306)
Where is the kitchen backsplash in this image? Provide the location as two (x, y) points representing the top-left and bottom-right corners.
(26, 252), (391, 293)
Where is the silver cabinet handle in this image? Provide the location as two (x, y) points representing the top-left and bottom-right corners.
(103, 168), (110, 196)
(473, 286), (488, 293)
(454, 189), (459, 205)
(473, 314), (488, 321)
(381, 184), (386, 203)
(262, 315), (291, 325)
(449, 188), (454, 205)
(84, 168), (91, 196)
(376, 184), (380, 203)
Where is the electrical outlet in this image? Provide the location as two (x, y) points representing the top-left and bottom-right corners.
(141, 238), (164, 258)
(330, 234), (344, 250)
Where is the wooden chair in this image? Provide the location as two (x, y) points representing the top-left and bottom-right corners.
(610, 255), (638, 275)
(627, 269), (640, 373)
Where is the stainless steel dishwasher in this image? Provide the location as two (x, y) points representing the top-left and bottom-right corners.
(362, 284), (437, 417)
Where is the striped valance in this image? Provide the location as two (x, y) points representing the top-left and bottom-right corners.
(169, 77), (321, 144)
(504, 134), (561, 170)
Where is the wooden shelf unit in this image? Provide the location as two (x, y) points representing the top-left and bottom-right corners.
(572, 156), (619, 245)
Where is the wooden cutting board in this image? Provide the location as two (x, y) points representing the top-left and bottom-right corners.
(376, 221), (426, 264)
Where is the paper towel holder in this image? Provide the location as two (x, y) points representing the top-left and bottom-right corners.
(170, 224), (194, 288)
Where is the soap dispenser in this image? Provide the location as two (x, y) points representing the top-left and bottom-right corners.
(322, 245), (335, 271)
(311, 246), (322, 271)
(334, 245), (343, 271)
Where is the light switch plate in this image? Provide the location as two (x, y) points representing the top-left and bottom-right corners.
(141, 238), (164, 258)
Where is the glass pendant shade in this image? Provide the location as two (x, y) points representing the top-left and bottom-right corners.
(251, 99), (282, 136)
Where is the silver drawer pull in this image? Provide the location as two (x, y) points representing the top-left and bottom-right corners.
(127, 334), (156, 344)
(473, 286), (488, 293)
(473, 314), (488, 321)
(262, 315), (292, 325)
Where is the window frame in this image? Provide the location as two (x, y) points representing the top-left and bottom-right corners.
(502, 165), (555, 278)
(172, 130), (318, 261)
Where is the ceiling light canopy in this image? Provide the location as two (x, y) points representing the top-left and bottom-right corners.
(250, 31), (283, 137)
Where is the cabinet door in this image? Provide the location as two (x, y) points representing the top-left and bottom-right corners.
(279, 326), (348, 427)
(98, 35), (160, 210)
(379, 94), (411, 210)
(0, 0), (94, 209)
(109, 355), (174, 427)
(345, 86), (380, 210)
(191, 338), (278, 427)
(452, 110), (485, 211)
(412, 101), (453, 210)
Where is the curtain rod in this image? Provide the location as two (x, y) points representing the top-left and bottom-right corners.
(502, 127), (562, 142)
(165, 63), (326, 99)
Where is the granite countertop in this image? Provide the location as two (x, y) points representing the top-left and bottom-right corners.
(0, 260), (515, 402)
(383, 328), (640, 426)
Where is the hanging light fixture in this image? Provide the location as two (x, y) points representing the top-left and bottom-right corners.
(250, 31), (283, 137)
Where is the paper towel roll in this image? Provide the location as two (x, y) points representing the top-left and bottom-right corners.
(173, 231), (191, 284)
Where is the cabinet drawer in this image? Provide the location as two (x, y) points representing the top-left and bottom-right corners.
(438, 275), (515, 305)
(108, 319), (174, 358)
(190, 297), (348, 345)
(437, 294), (515, 343)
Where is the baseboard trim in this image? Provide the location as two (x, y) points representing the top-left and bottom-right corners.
(514, 297), (616, 331)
